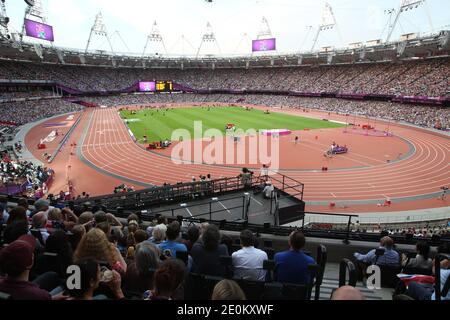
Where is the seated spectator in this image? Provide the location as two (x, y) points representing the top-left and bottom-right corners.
(155, 216), (168, 233)
(134, 229), (149, 244)
(211, 279), (246, 300)
(17, 198), (32, 218)
(31, 198), (50, 217)
(33, 230), (73, 279)
(2, 221), (30, 244)
(73, 228), (127, 273)
(0, 235), (51, 300)
(6, 206), (28, 225)
(123, 242), (160, 295)
(96, 222), (112, 238)
(60, 208), (78, 230)
(354, 236), (400, 266)
(66, 259), (124, 300)
(123, 213), (140, 237)
(231, 230), (268, 281)
(191, 225), (229, 277)
(405, 256), (450, 300)
(402, 241), (433, 270)
(149, 225), (167, 245)
(144, 259), (186, 300)
(274, 231), (316, 284)
(158, 221), (187, 259)
(94, 211), (108, 225)
(331, 286), (365, 300)
(31, 212), (50, 244)
(181, 225), (200, 253)
(69, 224), (86, 252)
(78, 211), (94, 232)
(47, 208), (65, 231)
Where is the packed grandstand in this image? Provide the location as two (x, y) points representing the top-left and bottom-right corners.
(0, 0), (449, 306)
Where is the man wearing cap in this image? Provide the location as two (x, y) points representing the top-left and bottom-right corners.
(0, 235), (51, 300)
(30, 198), (50, 218)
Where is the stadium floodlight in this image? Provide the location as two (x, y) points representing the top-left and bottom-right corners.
(311, 3), (343, 52)
(85, 12), (115, 56)
(0, 0), (9, 40)
(196, 22), (221, 58)
(142, 21), (167, 57)
(386, 0), (433, 43)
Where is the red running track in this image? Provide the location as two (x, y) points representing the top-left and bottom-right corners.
(80, 107), (450, 205)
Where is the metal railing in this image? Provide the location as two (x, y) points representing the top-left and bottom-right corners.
(75, 172), (304, 211)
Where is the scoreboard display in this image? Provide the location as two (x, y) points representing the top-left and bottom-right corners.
(156, 80), (173, 92)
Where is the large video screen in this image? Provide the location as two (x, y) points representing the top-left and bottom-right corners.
(138, 81), (156, 92)
(24, 19), (54, 42)
(252, 38), (276, 52)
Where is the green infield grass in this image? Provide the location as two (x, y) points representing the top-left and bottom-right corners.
(120, 106), (344, 142)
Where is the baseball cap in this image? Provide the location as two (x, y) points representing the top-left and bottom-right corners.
(0, 234), (36, 275)
(34, 198), (50, 210)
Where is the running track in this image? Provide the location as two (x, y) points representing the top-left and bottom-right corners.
(80, 107), (450, 205)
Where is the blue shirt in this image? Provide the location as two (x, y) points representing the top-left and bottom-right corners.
(274, 250), (315, 284)
(354, 247), (400, 266)
(158, 240), (187, 259)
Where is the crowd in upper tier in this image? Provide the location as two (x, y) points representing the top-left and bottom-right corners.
(0, 58), (449, 96)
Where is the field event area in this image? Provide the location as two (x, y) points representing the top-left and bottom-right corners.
(120, 106), (345, 142)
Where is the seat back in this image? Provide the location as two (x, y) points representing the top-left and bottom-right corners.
(264, 248), (275, 260)
(434, 253), (450, 301)
(263, 259), (275, 282)
(261, 282), (283, 300)
(184, 273), (205, 300)
(204, 275), (224, 299)
(236, 278), (265, 300)
(339, 258), (357, 287)
(378, 265), (402, 288)
(314, 245), (327, 300)
(282, 283), (309, 300)
(220, 255), (233, 279)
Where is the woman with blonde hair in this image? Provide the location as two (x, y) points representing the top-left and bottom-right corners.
(211, 280), (246, 300)
(74, 228), (127, 273)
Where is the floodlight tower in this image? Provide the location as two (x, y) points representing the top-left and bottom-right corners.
(311, 3), (342, 52)
(20, 0), (48, 41)
(385, 0), (433, 42)
(142, 21), (167, 57)
(85, 12), (114, 54)
(196, 22), (221, 58)
(0, 0), (10, 40)
(257, 16), (272, 40)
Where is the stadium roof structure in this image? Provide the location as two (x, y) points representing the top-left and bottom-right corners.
(0, 30), (449, 69)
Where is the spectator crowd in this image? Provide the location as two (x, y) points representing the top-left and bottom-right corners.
(0, 58), (449, 96)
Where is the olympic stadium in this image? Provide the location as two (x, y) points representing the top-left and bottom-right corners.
(0, 0), (449, 304)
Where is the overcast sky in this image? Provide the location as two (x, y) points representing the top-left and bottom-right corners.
(5, 0), (450, 55)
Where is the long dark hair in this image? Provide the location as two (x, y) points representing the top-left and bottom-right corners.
(203, 225), (221, 252)
(66, 259), (99, 299)
(416, 241), (430, 260)
(45, 230), (73, 267)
